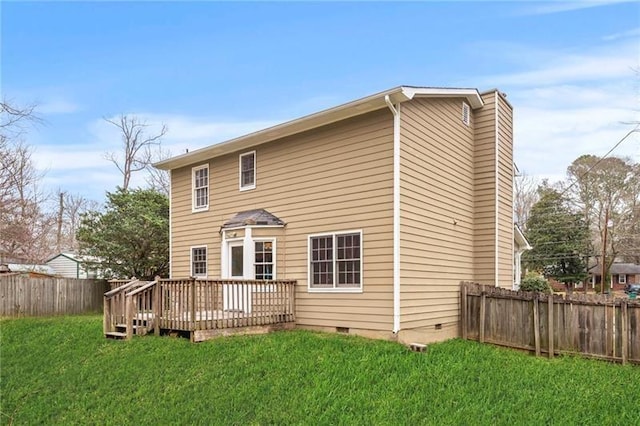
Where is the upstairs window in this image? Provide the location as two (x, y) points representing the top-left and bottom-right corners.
(239, 151), (256, 191)
(309, 231), (362, 291)
(192, 164), (209, 211)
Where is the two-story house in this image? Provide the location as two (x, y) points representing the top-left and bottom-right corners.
(155, 86), (514, 344)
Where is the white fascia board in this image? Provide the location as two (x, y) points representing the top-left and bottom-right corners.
(154, 87), (409, 171)
(402, 87), (484, 109)
(154, 86), (483, 171)
(514, 225), (532, 250)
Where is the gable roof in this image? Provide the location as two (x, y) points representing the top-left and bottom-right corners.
(154, 86), (484, 171)
(514, 225), (531, 250)
(221, 209), (285, 230)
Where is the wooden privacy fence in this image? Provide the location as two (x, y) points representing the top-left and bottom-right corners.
(0, 275), (107, 317)
(461, 282), (640, 364)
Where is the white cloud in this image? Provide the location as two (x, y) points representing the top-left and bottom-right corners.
(603, 27), (640, 41)
(39, 99), (80, 114)
(516, 0), (632, 16)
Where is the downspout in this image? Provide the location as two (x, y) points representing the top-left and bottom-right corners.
(385, 95), (401, 334)
(169, 169), (173, 279)
(494, 92), (500, 287)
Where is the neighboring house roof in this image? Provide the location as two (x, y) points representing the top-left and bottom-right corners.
(4, 263), (56, 275)
(514, 225), (531, 250)
(222, 209), (286, 229)
(46, 252), (101, 264)
(154, 86), (485, 171)
(589, 263), (640, 275)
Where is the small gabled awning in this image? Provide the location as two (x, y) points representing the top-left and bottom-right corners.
(221, 209), (285, 229)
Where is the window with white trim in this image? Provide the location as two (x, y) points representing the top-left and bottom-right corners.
(192, 164), (209, 211)
(619, 274), (626, 284)
(462, 102), (470, 126)
(254, 240), (274, 280)
(309, 231), (362, 290)
(239, 151), (256, 190)
(191, 246), (207, 278)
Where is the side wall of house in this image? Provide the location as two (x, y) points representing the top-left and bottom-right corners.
(473, 93), (497, 284)
(398, 97), (476, 339)
(472, 91), (513, 288)
(496, 93), (514, 289)
(170, 109), (396, 332)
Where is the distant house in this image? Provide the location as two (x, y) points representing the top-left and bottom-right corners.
(590, 262), (640, 291)
(0, 263), (56, 278)
(46, 253), (101, 279)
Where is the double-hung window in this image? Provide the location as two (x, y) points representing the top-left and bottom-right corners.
(254, 240), (274, 280)
(239, 151), (256, 191)
(191, 246), (207, 278)
(619, 274), (626, 284)
(192, 164), (209, 211)
(309, 231), (362, 291)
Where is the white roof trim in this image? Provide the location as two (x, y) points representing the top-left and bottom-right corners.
(155, 86), (484, 171)
(514, 225), (532, 250)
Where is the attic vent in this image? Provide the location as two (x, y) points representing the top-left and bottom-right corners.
(462, 102), (470, 126)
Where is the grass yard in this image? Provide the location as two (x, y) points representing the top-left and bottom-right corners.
(1, 316), (639, 425)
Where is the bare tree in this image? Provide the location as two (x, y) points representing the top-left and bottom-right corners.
(55, 190), (100, 253)
(514, 172), (539, 231)
(0, 100), (40, 143)
(104, 115), (167, 190)
(0, 139), (54, 263)
(145, 146), (172, 196)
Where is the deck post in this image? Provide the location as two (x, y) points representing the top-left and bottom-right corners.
(153, 276), (161, 335)
(126, 294), (134, 340)
(190, 278), (196, 331)
(103, 295), (111, 334)
(461, 282), (468, 340)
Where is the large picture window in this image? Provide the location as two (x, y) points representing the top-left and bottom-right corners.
(191, 246), (207, 278)
(239, 151), (256, 191)
(309, 231), (362, 291)
(192, 164), (209, 211)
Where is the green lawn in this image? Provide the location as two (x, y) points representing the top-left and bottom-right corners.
(1, 316), (638, 425)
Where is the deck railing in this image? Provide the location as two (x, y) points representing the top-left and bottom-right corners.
(104, 278), (296, 339)
(158, 278), (296, 331)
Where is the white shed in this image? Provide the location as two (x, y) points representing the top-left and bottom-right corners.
(46, 253), (101, 279)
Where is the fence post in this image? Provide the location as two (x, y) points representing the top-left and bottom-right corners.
(479, 285), (486, 343)
(533, 295), (541, 357)
(548, 294), (554, 359)
(461, 282), (468, 340)
(621, 300), (628, 365)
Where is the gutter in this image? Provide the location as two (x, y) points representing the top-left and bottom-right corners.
(385, 95), (401, 334)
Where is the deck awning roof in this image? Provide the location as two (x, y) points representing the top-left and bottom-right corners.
(221, 209), (285, 230)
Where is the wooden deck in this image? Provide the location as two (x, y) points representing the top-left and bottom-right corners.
(104, 278), (296, 341)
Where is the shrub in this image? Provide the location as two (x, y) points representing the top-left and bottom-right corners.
(520, 273), (552, 293)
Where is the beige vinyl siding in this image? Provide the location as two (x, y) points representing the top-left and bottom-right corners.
(496, 94), (514, 288)
(473, 93), (497, 283)
(170, 109), (395, 331)
(47, 256), (82, 279)
(398, 98), (475, 330)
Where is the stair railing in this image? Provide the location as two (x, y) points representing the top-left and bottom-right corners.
(103, 279), (142, 335)
(125, 279), (160, 339)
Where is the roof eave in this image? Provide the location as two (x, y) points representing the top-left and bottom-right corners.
(154, 86), (484, 171)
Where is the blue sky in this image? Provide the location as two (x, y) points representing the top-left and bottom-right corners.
(2, 1), (639, 203)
